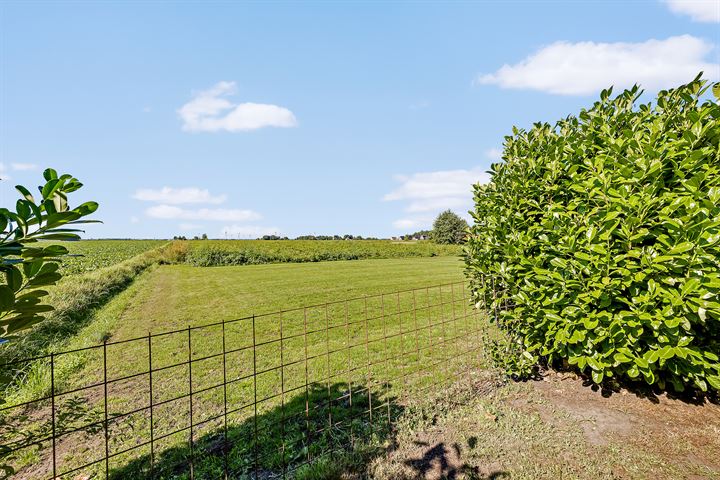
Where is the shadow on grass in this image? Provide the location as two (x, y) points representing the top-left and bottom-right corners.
(404, 440), (509, 480)
(110, 382), (400, 480)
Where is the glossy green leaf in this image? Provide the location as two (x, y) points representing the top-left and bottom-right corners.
(0, 169), (98, 341)
(0, 286), (15, 311)
(5, 266), (23, 292)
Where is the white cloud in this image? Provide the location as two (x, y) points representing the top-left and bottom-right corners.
(130, 216), (140, 224)
(485, 148), (503, 161)
(384, 168), (489, 205)
(179, 223), (202, 231)
(665, 0), (720, 22)
(0, 163), (9, 180)
(221, 225), (280, 239)
(133, 187), (226, 205)
(178, 81), (297, 132)
(392, 218), (432, 230)
(11, 163), (38, 171)
(476, 35), (718, 96)
(406, 197), (468, 213)
(146, 205), (261, 222)
(384, 167), (489, 230)
(409, 100), (430, 110)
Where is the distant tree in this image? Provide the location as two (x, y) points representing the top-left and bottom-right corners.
(201, 233), (208, 240)
(431, 210), (468, 244)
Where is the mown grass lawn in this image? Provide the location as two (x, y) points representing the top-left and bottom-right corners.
(113, 255), (465, 334)
(8, 255), (487, 479)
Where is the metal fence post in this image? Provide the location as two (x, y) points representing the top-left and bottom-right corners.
(324, 304), (332, 430)
(187, 327), (194, 480)
(279, 311), (286, 479)
(148, 333), (155, 480)
(252, 314), (259, 479)
(364, 296), (372, 429)
(50, 353), (57, 479)
(302, 308), (310, 463)
(221, 321), (229, 480)
(103, 341), (110, 478)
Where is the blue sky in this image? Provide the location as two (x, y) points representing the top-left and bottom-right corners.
(1, 1), (718, 239)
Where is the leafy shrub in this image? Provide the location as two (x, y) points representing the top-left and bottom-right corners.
(431, 210), (469, 244)
(465, 76), (720, 393)
(0, 169), (98, 342)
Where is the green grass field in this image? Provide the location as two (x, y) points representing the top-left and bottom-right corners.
(6, 254), (483, 479)
(4, 242), (719, 479)
(113, 256), (465, 334)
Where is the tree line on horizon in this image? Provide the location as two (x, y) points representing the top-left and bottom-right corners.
(170, 210), (469, 245)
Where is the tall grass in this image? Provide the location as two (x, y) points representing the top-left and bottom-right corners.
(0, 243), (175, 404)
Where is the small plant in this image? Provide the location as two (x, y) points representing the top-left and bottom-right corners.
(466, 76), (720, 393)
(0, 169), (98, 343)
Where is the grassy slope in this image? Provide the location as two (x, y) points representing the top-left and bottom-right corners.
(1, 243), (172, 366)
(113, 256), (465, 335)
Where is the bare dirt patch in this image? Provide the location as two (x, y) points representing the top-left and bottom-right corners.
(371, 370), (720, 480)
(531, 371), (720, 474)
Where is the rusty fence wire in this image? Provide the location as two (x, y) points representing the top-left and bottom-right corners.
(0, 281), (489, 479)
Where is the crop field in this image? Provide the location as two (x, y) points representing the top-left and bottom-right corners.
(182, 240), (461, 266)
(50, 240), (167, 275)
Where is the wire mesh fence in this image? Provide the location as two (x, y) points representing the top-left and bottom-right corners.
(0, 281), (489, 479)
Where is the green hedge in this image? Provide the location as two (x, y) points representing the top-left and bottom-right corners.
(465, 76), (720, 393)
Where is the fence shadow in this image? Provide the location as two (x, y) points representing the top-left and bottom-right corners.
(110, 382), (401, 479)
